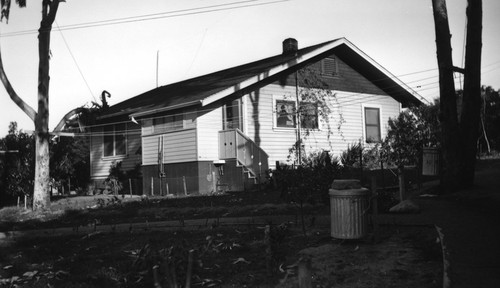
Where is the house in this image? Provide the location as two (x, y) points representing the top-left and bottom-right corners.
(88, 37), (422, 195)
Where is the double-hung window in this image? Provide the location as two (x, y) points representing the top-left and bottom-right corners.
(103, 123), (126, 157)
(300, 102), (319, 129)
(275, 100), (296, 128)
(223, 99), (243, 130)
(275, 98), (319, 130)
(364, 107), (381, 143)
(153, 111), (196, 134)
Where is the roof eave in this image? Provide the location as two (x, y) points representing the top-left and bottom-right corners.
(130, 100), (202, 119)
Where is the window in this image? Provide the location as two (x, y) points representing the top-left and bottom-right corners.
(321, 56), (339, 77)
(276, 100), (296, 128)
(364, 107), (381, 143)
(223, 99), (242, 130)
(300, 102), (319, 129)
(103, 123), (126, 157)
(153, 111), (196, 133)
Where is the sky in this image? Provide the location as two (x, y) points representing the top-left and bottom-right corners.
(0, 0), (499, 136)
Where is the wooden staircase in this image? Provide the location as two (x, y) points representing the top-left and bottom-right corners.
(219, 129), (269, 190)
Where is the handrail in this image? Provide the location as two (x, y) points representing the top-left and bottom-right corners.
(219, 129), (269, 178)
(233, 128), (269, 157)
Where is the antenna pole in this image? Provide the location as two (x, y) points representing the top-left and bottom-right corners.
(156, 50), (159, 88)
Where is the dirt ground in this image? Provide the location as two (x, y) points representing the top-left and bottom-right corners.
(0, 217), (442, 288)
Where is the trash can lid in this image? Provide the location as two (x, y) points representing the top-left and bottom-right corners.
(331, 179), (362, 190)
(329, 188), (370, 196)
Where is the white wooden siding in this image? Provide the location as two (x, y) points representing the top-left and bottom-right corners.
(245, 84), (401, 169)
(196, 106), (222, 161)
(142, 129), (197, 165)
(90, 123), (142, 179)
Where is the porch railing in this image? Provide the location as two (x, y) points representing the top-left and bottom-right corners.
(218, 129), (269, 178)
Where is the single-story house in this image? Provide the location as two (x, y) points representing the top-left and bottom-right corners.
(87, 37), (422, 195)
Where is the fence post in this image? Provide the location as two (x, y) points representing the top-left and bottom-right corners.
(298, 257), (312, 288)
(212, 171), (217, 193)
(398, 166), (405, 202)
(151, 177), (154, 196)
(370, 171), (379, 243)
(129, 178), (133, 196)
(183, 176), (188, 196)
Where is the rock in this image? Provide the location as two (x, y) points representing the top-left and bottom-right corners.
(389, 200), (421, 213)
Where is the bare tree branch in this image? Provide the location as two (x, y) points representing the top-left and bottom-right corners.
(0, 46), (37, 122)
(53, 107), (87, 132)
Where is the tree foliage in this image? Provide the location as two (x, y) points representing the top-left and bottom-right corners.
(50, 135), (91, 193)
(0, 122), (35, 202)
(381, 102), (440, 168)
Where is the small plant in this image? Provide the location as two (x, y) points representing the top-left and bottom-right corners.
(103, 161), (125, 194)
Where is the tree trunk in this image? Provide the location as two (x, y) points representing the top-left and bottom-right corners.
(33, 1), (60, 210)
(459, 0), (482, 188)
(431, 0), (461, 193)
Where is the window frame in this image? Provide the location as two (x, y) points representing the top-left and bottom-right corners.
(223, 98), (243, 131)
(152, 110), (196, 134)
(299, 101), (319, 130)
(273, 97), (297, 130)
(103, 123), (127, 158)
(362, 105), (382, 143)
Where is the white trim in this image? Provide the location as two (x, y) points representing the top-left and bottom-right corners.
(361, 103), (383, 144)
(200, 38), (421, 108)
(202, 38), (348, 107)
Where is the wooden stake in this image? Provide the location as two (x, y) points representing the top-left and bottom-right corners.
(212, 171), (217, 193)
(185, 249), (194, 288)
(129, 178), (133, 196)
(298, 257), (312, 288)
(151, 177), (154, 196)
(370, 172), (379, 243)
(183, 176), (188, 196)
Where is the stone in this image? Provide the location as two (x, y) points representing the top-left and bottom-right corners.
(389, 200), (421, 213)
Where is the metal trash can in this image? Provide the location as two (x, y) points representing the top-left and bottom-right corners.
(329, 179), (370, 239)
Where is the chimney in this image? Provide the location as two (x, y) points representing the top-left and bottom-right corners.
(282, 38), (298, 55)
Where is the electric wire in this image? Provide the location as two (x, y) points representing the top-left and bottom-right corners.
(55, 21), (96, 102)
(0, 0), (289, 38)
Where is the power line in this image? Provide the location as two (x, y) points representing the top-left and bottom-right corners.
(55, 21), (96, 102)
(0, 0), (289, 38)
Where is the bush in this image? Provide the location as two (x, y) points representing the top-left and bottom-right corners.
(272, 150), (341, 205)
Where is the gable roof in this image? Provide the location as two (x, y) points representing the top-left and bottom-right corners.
(101, 37), (422, 121)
